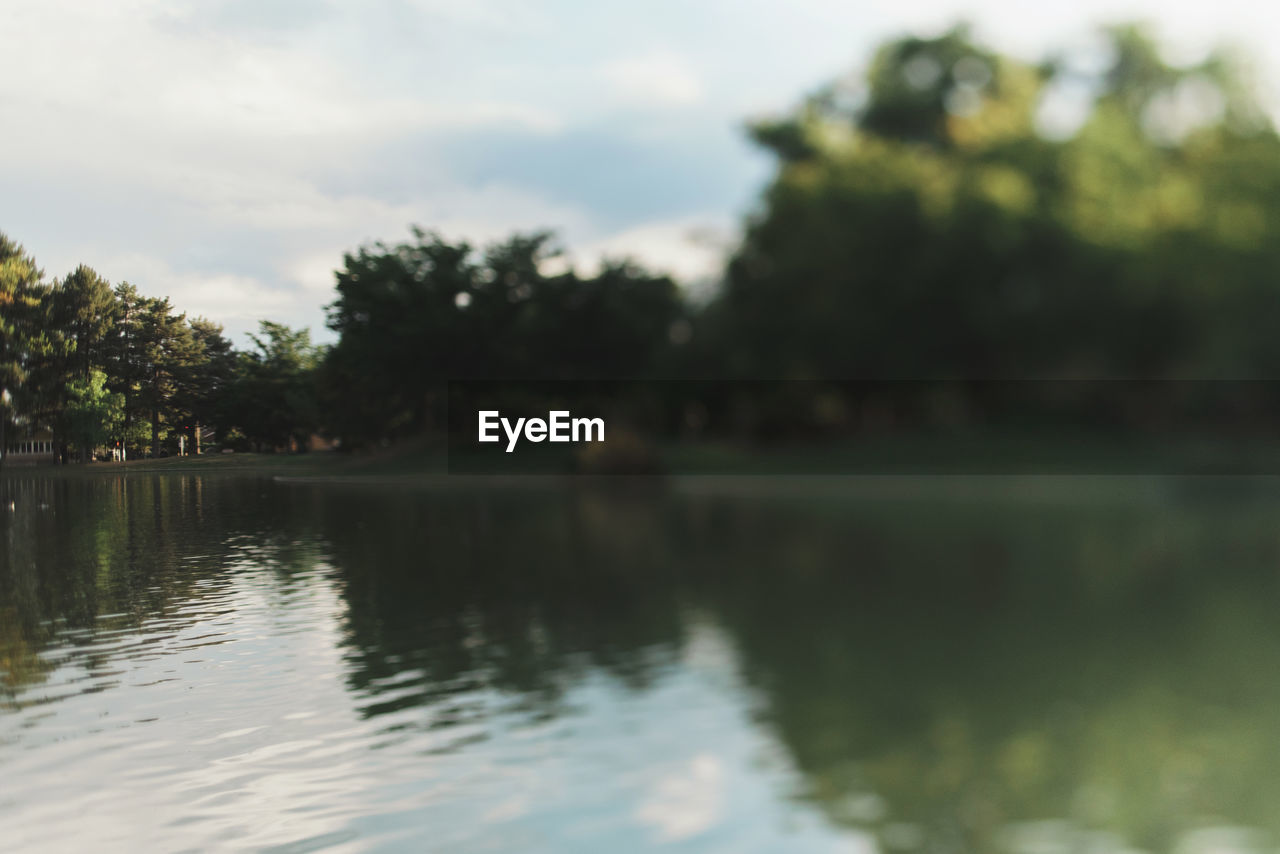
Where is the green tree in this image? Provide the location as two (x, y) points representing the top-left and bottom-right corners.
(227, 321), (319, 451)
(42, 266), (120, 460)
(63, 369), (124, 458)
(711, 22), (1280, 428)
(136, 297), (203, 458)
(54, 265), (117, 381)
(106, 282), (149, 459)
(1, 238), (258, 463)
(0, 233), (50, 468)
(323, 230), (684, 446)
(183, 318), (235, 454)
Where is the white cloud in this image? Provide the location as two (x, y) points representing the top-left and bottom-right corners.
(399, 0), (550, 34)
(603, 51), (705, 107)
(284, 252), (345, 300)
(266, 182), (596, 326)
(87, 252), (300, 331)
(567, 215), (731, 284)
(1, 0), (558, 184)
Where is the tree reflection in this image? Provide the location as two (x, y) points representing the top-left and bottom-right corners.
(0, 475), (323, 697)
(8, 476), (1280, 849)
(689, 487), (1280, 850)
(316, 485), (689, 711)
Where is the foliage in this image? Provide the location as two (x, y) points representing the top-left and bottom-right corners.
(0, 233), (49, 467)
(225, 321), (320, 451)
(686, 23), (1280, 433)
(323, 230), (685, 447)
(0, 257), (255, 460)
(63, 369), (124, 457)
(53, 265), (117, 381)
(0, 234), (47, 392)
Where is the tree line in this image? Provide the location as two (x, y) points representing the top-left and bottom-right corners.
(8, 24), (1280, 462)
(0, 247), (321, 463)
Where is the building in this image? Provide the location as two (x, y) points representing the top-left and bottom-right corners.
(3, 426), (56, 465)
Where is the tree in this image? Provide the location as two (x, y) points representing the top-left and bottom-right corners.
(63, 369), (124, 458)
(54, 265), (117, 381)
(712, 22), (1280, 428)
(136, 297), (202, 458)
(183, 318), (235, 454)
(322, 230), (684, 446)
(105, 282), (149, 459)
(0, 233), (49, 468)
(44, 266), (119, 460)
(0, 233), (311, 462)
(227, 321), (319, 451)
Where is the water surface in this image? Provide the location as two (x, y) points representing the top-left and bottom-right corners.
(3, 473), (1280, 852)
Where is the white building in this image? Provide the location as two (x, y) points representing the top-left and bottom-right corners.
(3, 426), (55, 464)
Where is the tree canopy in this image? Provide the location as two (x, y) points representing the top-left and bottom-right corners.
(717, 24), (1280, 386)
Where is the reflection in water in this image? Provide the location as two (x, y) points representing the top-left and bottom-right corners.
(3, 474), (1280, 851)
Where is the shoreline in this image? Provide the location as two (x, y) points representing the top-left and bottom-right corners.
(11, 432), (1280, 480)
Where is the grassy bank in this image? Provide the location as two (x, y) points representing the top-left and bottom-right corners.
(0, 445), (447, 478)
(11, 429), (1280, 479)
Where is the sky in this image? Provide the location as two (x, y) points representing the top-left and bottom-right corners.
(5, 0), (1280, 345)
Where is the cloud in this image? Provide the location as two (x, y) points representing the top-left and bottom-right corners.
(91, 252), (301, 327)
(398, 0), (549, 34)
(1, 0), (559, 179)
(567, 214), (732, 284)
(603, 51), (705, 107)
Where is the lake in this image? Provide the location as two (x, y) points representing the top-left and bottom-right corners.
(3, 473), (1280, 852)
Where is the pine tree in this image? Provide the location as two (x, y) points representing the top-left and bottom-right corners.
(107, 282), (148, 459)
(49, 266), (119, 459)
(0, 233), (50, 468)
(56, 265), (118, 381)
(136, 297), (202, 458)
(184, 318), (234, 454)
